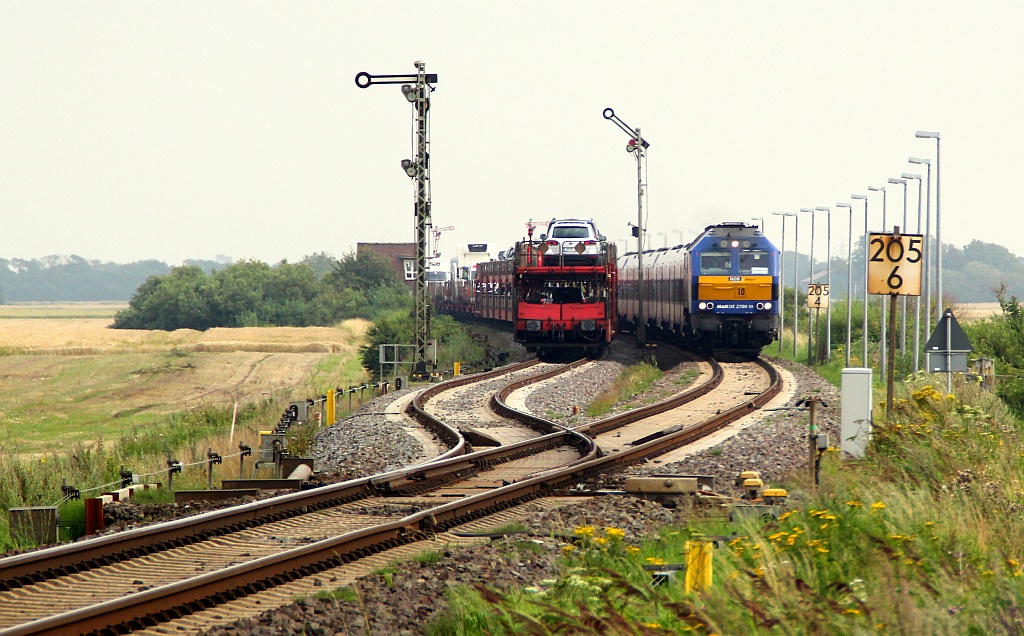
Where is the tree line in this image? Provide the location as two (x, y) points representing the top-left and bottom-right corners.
(111, 252), (409, 330)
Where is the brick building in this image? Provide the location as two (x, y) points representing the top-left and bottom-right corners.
(356, 243), (416, 288)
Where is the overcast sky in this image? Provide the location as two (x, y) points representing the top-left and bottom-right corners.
(2, 2), (1022, 267)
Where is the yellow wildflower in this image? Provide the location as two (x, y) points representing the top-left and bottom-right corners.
(843, 608), (861, 615)
(846, 500), (863, 507)
(646, 557), (666, 565)
(604, 527), (626, 540)
(574, 525), (595, 537)
(626, 545), (640, 554)
(870, 502), (886, 510)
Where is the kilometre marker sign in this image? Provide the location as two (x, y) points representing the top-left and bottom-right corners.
(867, 233), (923, 296)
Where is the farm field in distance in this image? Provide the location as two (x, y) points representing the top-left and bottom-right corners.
(0, 303), (369, 453)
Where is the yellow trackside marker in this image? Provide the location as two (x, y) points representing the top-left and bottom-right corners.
(326, 390), (335, 425)
(685, 540), (713, 592)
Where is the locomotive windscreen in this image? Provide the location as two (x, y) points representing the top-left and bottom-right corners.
(739, 251), (770, 275)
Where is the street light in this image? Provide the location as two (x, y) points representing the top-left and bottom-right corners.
(888, 178), (909, 358)
(902, 172), (924, 372)
(751, 217), (765, 233)
(657, 232), (668, 248)
(916, 131), (941, 324)
(815, 206), (832, 364)
(772, 211), (796, 355)
(868, 186), (887, 380)
(674, 230), (685, 245)
(799, 208), (816, 365)
(909, 157), (933, 338)
(851, 193), (870, 368)
(837, 202), (853, 367)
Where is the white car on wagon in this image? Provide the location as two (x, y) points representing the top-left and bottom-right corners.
(539, 218), (606, 265)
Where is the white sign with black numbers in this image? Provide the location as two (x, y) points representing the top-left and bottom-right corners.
(867, 233), (923, 296)
(807, 283), (829, 309)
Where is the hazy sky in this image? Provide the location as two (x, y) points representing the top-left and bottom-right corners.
(2, 2), (1022, 267)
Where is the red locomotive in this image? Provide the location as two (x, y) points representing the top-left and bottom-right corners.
(431, 219), (617, 359)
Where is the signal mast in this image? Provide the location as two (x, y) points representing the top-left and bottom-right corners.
(356, 61), (438, 364)
(603, 108), (650, 347)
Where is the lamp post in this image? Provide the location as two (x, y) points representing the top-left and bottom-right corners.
(909, 157), (932, 338)
(888, 178), (909, 359)
(751, 217), (765, 233)
(657, 232), (668, 248)
(868, 186), (887, 380)
(851, 194), (869, 368)
(916, 131), (941, 324)
(772, 211), (795, 354)
(837, 203), (853, 367)
(790, 213), (800, 357)
(815, 206), (832, 364)
(674, 230), (685, 246)
(902, 172), (923, 372)
(799, 208), (816, 365)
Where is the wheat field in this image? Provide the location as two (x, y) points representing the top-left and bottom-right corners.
(0, 305), (370, 452)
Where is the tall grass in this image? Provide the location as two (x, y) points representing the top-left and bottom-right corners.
(429, 377), (1024, 634)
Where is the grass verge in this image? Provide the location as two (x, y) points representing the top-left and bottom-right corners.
(427, 378), (1024, 634)
(586, 360), (664, 417)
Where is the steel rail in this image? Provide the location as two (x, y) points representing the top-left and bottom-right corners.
(579, 355), (724, 436)
(406, 358), (542, 460)
(0, 360), (534, 591)
(2, 356), (783, 636)
(0, 359), (559, 592)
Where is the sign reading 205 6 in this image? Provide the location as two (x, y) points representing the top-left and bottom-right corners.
(867, 233), (923, 296)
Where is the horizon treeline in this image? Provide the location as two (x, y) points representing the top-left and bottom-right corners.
(110, 251), (410, 331)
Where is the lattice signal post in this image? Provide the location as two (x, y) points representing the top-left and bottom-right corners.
(603, 108), (650, 347)
(356, 62), (438, 363)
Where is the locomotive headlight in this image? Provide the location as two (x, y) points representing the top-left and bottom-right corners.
(764, 302), (772, 310)
(526, 320), (541, 331)
(706, 302), (714, 310)
(580, 320), (597, 331)
(698, 302), (707, 310)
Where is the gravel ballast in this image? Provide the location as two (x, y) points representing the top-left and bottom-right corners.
(194, 339), (841, 635)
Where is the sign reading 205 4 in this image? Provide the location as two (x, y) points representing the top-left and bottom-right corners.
(867, 232), (923, 296)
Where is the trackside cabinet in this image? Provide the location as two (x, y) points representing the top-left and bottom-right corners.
(841, 368), (873, 459)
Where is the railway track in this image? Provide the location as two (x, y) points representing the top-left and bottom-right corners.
(0, 352), (782, 636)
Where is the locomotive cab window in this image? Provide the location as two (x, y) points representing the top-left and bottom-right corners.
(739, 250), (770, 275)
(700, 252), (732, 275)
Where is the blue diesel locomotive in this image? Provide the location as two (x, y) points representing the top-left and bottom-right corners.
(617, 222), (781, 355)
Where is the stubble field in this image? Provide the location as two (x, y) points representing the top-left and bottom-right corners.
(0, 304), (369, 453)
